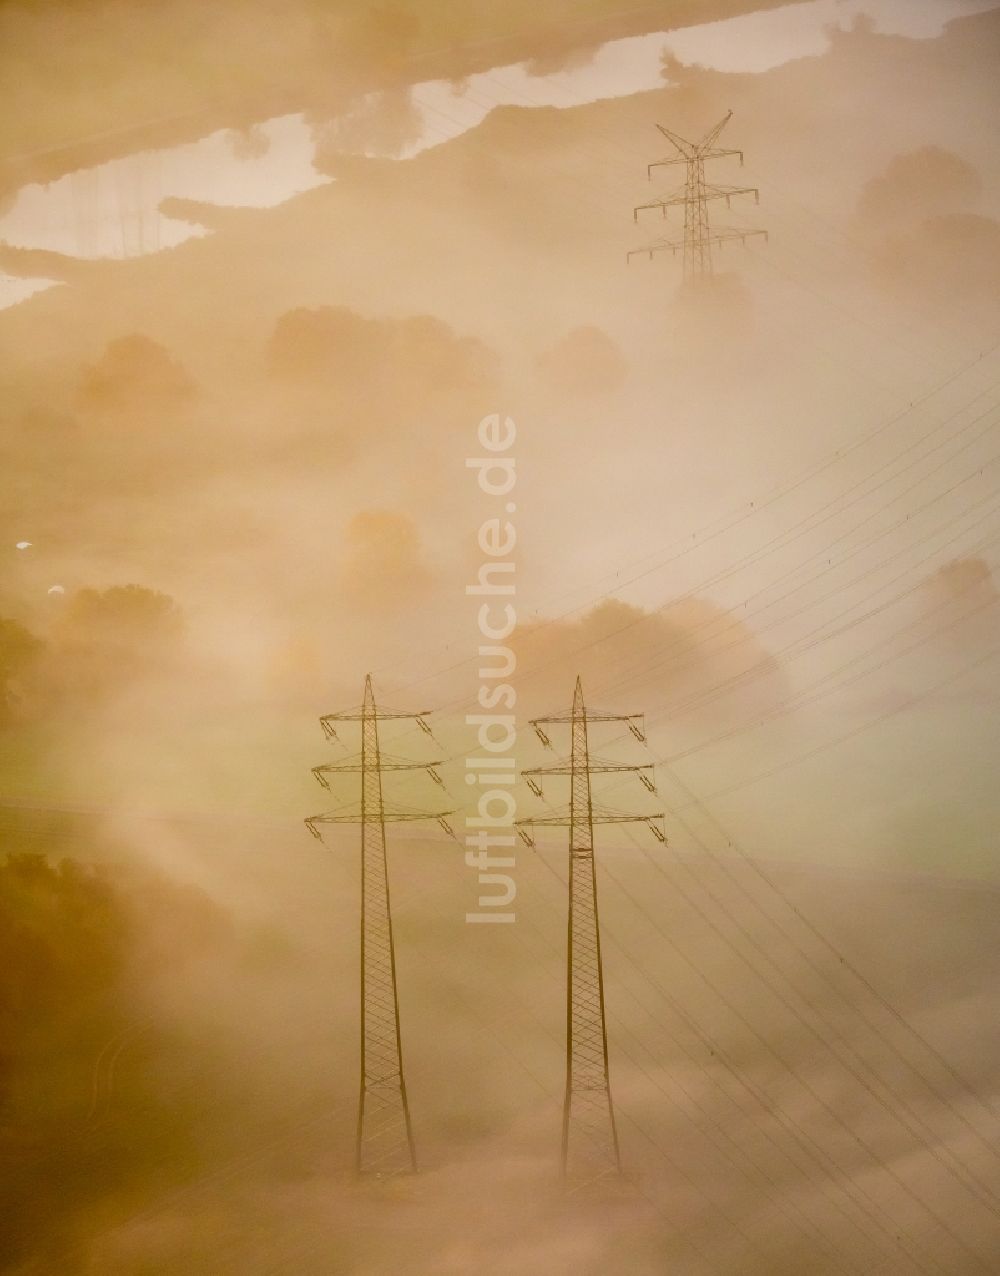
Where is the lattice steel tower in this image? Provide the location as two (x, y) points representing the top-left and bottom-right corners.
(517, 678), (665, 1185)
(629, 110), (767, 279)
(306, 674), (453, 1176)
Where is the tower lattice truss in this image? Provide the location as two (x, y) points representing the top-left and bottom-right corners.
(306, 675), (453, 1175)
(518, 677), (665, 1185)
(629, 109), (767, 279)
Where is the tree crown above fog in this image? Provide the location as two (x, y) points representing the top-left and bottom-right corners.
(856, 145), (982, 232)
(78, 334), (195, 418)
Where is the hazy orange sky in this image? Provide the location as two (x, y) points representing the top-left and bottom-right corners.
(3, 0), (999, 879)
(2, 5), (1000, 1273)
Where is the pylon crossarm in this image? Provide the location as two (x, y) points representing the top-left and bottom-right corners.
(633, 192), (687, 221)
(306, 797), (361, 823)
(523, 758), (655, 776)
(707, 227), (769, 248)
(522, 759), (571, 776)
(305, 812), (362, 838)
(515, 809), (571, 829)
(627, 239), (682, 262)
(591, 811), (665, 826)
(517, 812), (660, 827)
(702, 183), (760, 205)
(647, 155), (690, 175)
(638, 186), (758, 223)
(320, 710), (364, 726)
(382, 805), (456, 823)
(595, 807), (668, 841)
(590, 754), (655, 774)
(591, 760), (656, 784)
(305, 805), (454, 828)
(313, 754), (445, 778)
(530, 711), (644, 726)
(320, 708), (433, 725)
(590, 711), (645, 728)
(647, 143), (739, 169)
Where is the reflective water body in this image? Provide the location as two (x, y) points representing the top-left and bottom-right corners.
(1, 0), (995, 308)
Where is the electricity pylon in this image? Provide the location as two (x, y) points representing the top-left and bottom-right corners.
(629, 109), (767, 279)
(305, 674), (454, 1176)
(517, 677), (665, 1186)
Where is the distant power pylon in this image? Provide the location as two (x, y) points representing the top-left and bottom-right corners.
(517, 677), (665, 1185)
(305, 674), (454, 1176)
(629, 110), (767, 280)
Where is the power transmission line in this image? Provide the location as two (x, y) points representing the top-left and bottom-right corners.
(664, 762), (1000, 1134)
(586, 516), (1000, 764)
(686, 627), (1000, 810)
(594, 496), (1000, 717)
(574, 632), (1000, 1182)
(506, 849), (872, 1269)
(618, 808), (1000, 1221)
(368, 345), (1000, 702)
(500, 404), (1000, 710)
(520, 796), (940, 1269)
